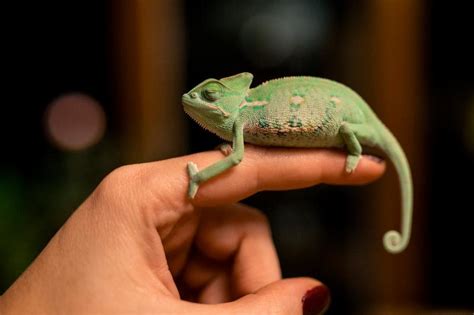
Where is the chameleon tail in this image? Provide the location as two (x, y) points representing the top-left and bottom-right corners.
(376, 123), (413, 254)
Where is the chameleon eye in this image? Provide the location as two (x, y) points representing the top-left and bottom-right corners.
(202, 88), (222, 102)
(201, 82), (223, 102)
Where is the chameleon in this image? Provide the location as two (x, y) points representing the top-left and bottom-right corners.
(182, 72), (413, 254)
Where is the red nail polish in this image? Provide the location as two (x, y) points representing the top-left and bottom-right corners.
(302, 285), (330, 315)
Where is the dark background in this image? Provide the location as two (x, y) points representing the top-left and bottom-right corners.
(1, 1), (473, 313)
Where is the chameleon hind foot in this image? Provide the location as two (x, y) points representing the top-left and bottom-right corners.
(339, 123), (363, 173)
(187, 162), (200, 198)
(345, 154), (361, 173)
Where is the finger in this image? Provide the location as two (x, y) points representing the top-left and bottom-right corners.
(180, 253), (225, 291)
(181, 204), (281, 301)
(232, 278), (331, 315)
(144, 145), (385, 208)
(197, 272), (231, 304)
(191, 147), (385, 206)
(175, 278), (330, 315)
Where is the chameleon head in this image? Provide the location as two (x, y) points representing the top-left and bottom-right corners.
(182, 72), (253, 137)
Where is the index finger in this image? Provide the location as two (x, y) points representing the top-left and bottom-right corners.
(148, 145), (385, 207)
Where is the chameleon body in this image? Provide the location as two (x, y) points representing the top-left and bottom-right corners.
(182, 72), (413, 254)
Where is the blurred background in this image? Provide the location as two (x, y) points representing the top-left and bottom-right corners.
(1, 0), (473, 314)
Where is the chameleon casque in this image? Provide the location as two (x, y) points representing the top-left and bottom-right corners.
(182, 72), (413, 254)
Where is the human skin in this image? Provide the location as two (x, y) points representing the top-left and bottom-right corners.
(0, 146), (385, 314)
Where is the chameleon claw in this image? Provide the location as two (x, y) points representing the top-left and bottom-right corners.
(345, 154), (361, 173)
(187, 162), (200, 198)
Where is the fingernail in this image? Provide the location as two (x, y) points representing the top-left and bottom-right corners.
(302, 285), (330, 315)
(365, 154), (385, 164)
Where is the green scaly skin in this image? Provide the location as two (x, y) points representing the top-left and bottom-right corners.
(182, 72), (413, 254)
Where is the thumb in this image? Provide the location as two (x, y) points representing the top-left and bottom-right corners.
(231, 277), (330, 315)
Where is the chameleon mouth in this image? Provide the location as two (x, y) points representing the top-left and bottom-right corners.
(182, 93), (230, 141)
(183, 101), (230, 142)
(182, 100), (212, 132)
(182, 95), (204, 120)
(182, 94), (194, 107)
(182, 95), (201, 118)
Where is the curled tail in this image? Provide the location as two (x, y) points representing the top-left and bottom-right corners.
(376, 123), (413, 254)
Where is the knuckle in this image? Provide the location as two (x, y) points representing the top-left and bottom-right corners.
(93, 165), (141, 202)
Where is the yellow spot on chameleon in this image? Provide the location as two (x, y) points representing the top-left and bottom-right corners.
(290, 95), (305, 105)
(330, 96), (341, 104)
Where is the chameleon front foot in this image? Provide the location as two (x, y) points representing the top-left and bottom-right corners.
(345, 154), (361, 173)
(187, 162), (200, 198)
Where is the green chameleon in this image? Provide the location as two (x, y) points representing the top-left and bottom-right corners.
(182, 72), (413, 254)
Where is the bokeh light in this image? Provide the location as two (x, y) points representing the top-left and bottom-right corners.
(44, 93), (106, 151)
(239, 1), (331, 68)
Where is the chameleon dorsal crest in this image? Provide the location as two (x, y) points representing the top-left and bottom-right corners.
(220, 72), (253, 92)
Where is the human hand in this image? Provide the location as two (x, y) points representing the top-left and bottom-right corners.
(0, 146), (385, 314)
